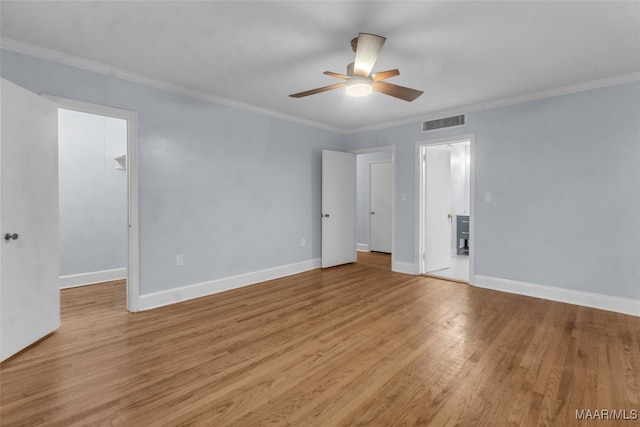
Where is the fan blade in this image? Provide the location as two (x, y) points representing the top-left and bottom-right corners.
(353, 33), (386, 77)
(323, 71), (349, 80)
(372, 81), (423, 102)
(289, 82), (346, 98)
(371, 69), (400, 81)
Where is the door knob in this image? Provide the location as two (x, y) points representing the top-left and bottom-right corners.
(370, 211), (375, 215)
(4, 233), (18, 241)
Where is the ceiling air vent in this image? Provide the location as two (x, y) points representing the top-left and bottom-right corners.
(422, 114), (466, 132)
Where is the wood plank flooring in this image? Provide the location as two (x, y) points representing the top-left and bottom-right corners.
(1, 252), (639, 426)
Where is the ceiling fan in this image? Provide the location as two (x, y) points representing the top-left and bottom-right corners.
(289, 33), (423, 102)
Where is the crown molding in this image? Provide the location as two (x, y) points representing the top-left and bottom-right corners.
(0, 37), (344, 134)
(346, 71), (640, 134)
(3, 37), (638, 136)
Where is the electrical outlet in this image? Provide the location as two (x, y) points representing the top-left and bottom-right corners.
(176, 254), (184, 267)
(300, 238), (306, 247)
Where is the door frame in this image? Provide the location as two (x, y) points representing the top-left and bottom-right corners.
(351, 146), (396, 269)
(415, 134), (475, 282)
(44, 95), (140, 312)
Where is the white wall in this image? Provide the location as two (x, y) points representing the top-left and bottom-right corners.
(58, 109), (127, 282)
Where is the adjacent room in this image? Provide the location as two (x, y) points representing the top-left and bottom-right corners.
(420, 139), (471, 282)
(1, 1), (639, 425)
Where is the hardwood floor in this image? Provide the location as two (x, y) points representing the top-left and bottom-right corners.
(1, 253), (639, 426)
(356, 250), (392, 270)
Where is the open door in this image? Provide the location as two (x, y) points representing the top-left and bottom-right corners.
(1, 79), (60, 361)
(322, 150), (356, 268)
(424, 146), (452, 273)
(370, 161), (392, 253)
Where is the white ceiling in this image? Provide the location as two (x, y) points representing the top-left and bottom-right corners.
(1, 1), (639, 131)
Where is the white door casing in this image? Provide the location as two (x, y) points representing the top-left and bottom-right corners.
(1, 78), (60, 361)
(424, 146), (452, 272)
(322, 150), (356, 268)
(370, 161), (392, 253)
(45, 94), (139, 312)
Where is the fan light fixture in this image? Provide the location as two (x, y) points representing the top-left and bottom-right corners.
(289, 33), (423, 102)
(345, 76), (372, 97)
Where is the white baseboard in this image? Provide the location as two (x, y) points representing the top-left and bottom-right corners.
(357, 243), (370, 252)
(60, 267), (127, 289)
(392, 261), (418, 275)
(473, 275), (640, 317)
(138, 258), (322, 311)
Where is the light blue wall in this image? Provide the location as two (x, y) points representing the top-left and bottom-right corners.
(346, 81), (640, 300)
(1, 49), (345, 294)
(3, 48), (638, 301)
(471, 84), (640, 299)
(58, 109), (127, 276)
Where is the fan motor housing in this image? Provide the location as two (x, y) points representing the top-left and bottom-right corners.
(347, 62), (354, 76)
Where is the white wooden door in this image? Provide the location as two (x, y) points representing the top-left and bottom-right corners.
(370, 161), (392, 253)
(424, 146), (451, 272)
(1, 79), (60, 362)
(322, 150), (356, 268)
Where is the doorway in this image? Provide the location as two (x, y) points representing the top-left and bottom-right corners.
(47, 96), (140, 312)
(354, 147), (395, 269)
(418, 136), (473, 282)
(58, 109), (127, 289)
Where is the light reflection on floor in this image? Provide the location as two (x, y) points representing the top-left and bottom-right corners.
(426, 255), (469, 282)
